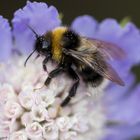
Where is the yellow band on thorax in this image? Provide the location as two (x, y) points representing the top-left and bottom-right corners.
(51, 27), (67, 62)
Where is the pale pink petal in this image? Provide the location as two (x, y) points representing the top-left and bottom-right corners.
(25, 122), (43, 139)
(4, 101), (24, 119)
(60, 131), (77, 140)
(43, 121), (59, 140)
(18, 86), (35, 110)
(56, 116), (72, 132)
(10, 130), (27, 140)
(21, 112), (33, 127)
(31, 105), (47, 122)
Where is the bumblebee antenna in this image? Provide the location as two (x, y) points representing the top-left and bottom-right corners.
(26, 24), (39, 38)
(24, 25), (40, 67)
(24, 49), (36, 67)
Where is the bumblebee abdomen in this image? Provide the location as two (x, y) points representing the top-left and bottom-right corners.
(79, 66), (104, 87)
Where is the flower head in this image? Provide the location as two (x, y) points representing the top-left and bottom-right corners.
(0, 2), (140, 140)
(0, 55), (105, 139)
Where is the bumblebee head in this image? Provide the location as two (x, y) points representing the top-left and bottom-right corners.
(24, 26), (51, 67)
(35, 35), (51, 55)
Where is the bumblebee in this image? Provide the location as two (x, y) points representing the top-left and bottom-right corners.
(25, 26), (125, 107)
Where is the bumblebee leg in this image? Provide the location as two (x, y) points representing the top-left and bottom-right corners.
(44, 66), (64, 86)
(61, 67), (79, 107)
(43, 55), (51, 72)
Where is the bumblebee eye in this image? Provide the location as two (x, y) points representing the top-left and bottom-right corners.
(42, 41), (50, 49)
(35, 36), (51, 53)
(35, 36), (44, 51)
(39, 37), (44, 43)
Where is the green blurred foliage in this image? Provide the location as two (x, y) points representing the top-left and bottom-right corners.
(120, 17), (131, 27)
(132, 66), (140, 83)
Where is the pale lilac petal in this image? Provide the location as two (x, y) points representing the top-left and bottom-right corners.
(0, 16), (12, 61)
(96, 20), (140, 71)
(104, 73), (135, 103)
(71, 15), (98, 38)
(104, 124), (140, 140)
(119, 23), (140, 65)
(95, 19), (123, 42)
(106, 85), (140, 124)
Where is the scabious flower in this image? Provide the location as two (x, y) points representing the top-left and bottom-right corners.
(0, 1), (140, 140)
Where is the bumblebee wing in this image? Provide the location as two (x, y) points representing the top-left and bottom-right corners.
(62, 37), (125, 86)
(92, 61), (125, 86)
(81, 37), (125, 60)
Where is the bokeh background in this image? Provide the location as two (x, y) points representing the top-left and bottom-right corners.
(1, 0), (140, 26)
(0, 0), (140, 80)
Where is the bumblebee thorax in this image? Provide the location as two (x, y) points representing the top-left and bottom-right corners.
(51, 27), (67, 61)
